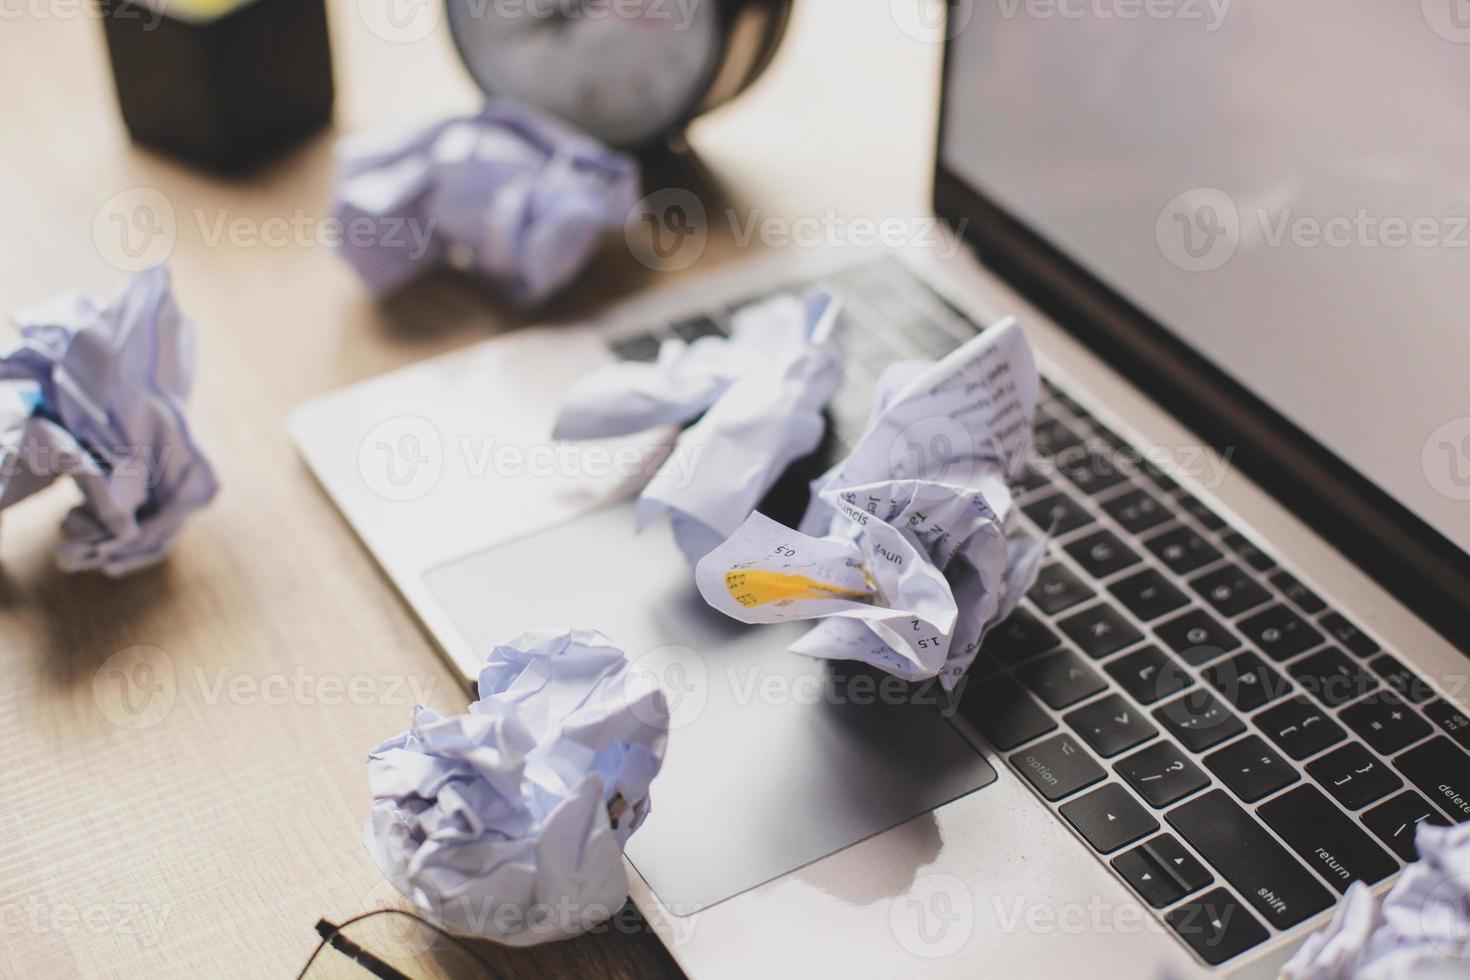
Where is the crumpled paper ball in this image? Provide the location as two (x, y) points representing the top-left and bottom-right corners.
(1282, 821), (1470, 979)
(331, 100), (640, 305)
(554, 287), (845, 565)
(693, 316), (1045, 688)
(0, 265), (218, 576)
(364, 628), (669, 946)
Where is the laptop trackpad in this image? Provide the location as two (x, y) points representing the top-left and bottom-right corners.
(422, 504), (997, 914)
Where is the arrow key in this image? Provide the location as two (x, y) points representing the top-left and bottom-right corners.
(1060, 782), (1159, 853)
(1112, 846), (1185, 908)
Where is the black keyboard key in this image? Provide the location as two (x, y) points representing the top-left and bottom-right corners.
(1270, 570), (1327, 615)
(1166, 889), (1269, 965)
(1167, 790), (1334, 930)
(1424, 700), (1470, 750)
(1058, 603), (1144, 660)
(1112, 847), (1186, 908)
(956, 674), (1056, 750)
(1117, 741), (1210, 807)
(1368, 655), (1435, 705)
(1321, 612), (1380, 658)
(1101, 487), (1171, 534)
(1254, 697), (1347, 760)
(1394, 737), (1470, 822)
(1028, 563), (1095, 615)
(1017, 650), (1107, 709)
(1290, 648), (1379, 708)
(1059, 450), (1131, 495)
(1108, 568), (1188, 621)
(1060, 783), (1159, 853)
(1021, 490), (1094, 536)
(1154, 691), (1246, 753)
(1106, 645), (1193, 705)
(609, 332), (662, 362)
(1204, 735), (1298, 802)
(1189, 564), (1271, 618)
(1015, 461), (1050, 493)
(1145, 524), (1222, 575)
(1258, 785), (1397, 893)
(1178, 494), (1227, 531)
(669, 315), (724, 343)
(1238, 604), (1326, 662)
(983, 608), (1061, 665)
(1142, 462), (1181, 493)
(1308, 743), (1402, 810)
(1145, 833), (1213, 891)
(1065, 693), (1158, 758)
(1341, 692), (1432, 756)
(1064, 529), (1141, 579)
(1363, 791), (1451, 861)
(1034, 416), (1086, 457)
(1364, 787), (1446, 858)
(1221, 531), (1275, 572)
(1010, 732), (1106, 801)
(1155, 608), (1240, 665)
(1202, 651), (1290, 713)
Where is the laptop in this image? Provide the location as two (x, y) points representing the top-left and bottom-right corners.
(290, 2), (1470, 976)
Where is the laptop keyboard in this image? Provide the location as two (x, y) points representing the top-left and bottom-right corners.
(606, 256), (1470, 967)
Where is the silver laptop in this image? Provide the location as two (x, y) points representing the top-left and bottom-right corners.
(290, 3), (1470, 976)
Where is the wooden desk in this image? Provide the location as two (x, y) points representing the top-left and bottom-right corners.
(0, 0), (942, 975)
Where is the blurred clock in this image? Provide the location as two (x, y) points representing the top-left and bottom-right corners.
(445, 0), (793, 149)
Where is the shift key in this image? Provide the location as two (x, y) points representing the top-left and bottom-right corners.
(1167, 790), (1333, 929)
(1394, 738), (1470, 823)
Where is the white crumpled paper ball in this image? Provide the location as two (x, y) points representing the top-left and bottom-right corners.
(364, 627), (669, 946)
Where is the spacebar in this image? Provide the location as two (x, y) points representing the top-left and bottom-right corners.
(1167, 790), (1333, 930)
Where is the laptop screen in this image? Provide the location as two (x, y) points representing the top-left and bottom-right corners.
(938, 0), (1470, 558)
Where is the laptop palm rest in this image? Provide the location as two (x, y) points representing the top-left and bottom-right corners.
(422, 503), (997, 914)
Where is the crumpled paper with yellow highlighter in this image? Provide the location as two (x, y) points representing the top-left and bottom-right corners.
(694, 316), (1045, 689)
